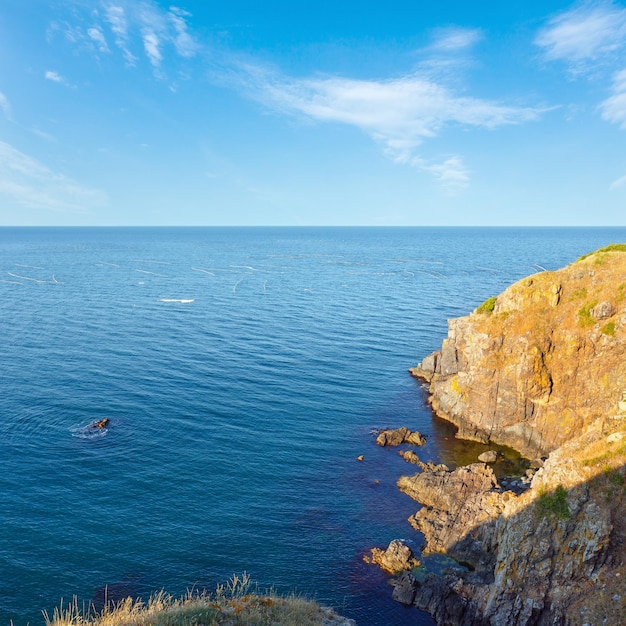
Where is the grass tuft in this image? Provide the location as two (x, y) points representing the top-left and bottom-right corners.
(577, 301), (598, 328)
(601, 321), (616, 336)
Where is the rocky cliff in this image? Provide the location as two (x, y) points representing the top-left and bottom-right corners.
(411, 246), (626, 458)
(383, 246), (626, 625)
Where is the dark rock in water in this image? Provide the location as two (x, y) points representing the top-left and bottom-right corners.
(390, 571), (417, 605)
(364, 539), (420, 573)
(376, 427), (426, 447)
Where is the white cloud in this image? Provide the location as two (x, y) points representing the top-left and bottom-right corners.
(235, 64), (543, 186)
(535, 1), (626, 70)
(87, 26), (109, 53)
(0, 92), (12, 120)
(430, 27), (483, 52)
(45, 70), (64, 83)
(0, 141), (106, 212)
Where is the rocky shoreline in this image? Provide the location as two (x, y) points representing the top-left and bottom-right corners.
(366, 246), (626, 625)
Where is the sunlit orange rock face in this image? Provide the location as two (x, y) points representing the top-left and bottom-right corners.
(412, 248), (626, 459)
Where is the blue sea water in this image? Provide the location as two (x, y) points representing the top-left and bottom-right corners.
(1, 226), (625, 626)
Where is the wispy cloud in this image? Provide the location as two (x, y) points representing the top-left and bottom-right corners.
(0, 92), (12, 121)
(87, 25), (110, 53)
(429, 27), (483, 52)
(232, 63), (543, 187)
(412, 155), (470, 191)
(610, 172), (626, 188)
(169, 6), (197, 58)
(535, 1), (626, 71)
(105, 5), (137, 64)
(45, 70), (64, 83)
(0, 141), (106, 212)
(600, 67), (626, 125)
(54, 2), (198, 76)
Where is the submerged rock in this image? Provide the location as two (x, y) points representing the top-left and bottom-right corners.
(477, 450), (501, 463)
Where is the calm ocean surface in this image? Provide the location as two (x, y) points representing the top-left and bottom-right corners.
(2, 227), (625, 626)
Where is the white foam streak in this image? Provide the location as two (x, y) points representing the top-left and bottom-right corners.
(192, 267), (215, 275)
(135, 269), (168, 277)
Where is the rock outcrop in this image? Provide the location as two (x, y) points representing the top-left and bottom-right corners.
(387, 247), (626, 625)
(411, 248), (626, 458)
(376, 427), (426, 447)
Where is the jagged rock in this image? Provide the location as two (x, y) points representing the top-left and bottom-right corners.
(477, 450), (500, 463)
(320, 607), (357, 626)
(399, 464), (508, 568)
(376, 427), (426, 447)
(364, 539), (420, 573)
(398, 450), (448, 472)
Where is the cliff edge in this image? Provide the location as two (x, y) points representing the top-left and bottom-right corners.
(397, 246), (626, 625)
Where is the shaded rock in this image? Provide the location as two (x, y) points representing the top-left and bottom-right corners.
(364, 539), (420, 574)
(376, 427), (426, 447)
(390, 571), (417, 605)
(399, 464), (508, 568)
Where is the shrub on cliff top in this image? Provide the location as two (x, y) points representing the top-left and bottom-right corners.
(475, 296), (497, 314)
(535, 485), (570, 520)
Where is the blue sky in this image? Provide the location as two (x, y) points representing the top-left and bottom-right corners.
(1, 0), (626, 225)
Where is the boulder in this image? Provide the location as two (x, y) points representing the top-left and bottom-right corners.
(364, 539), (420, 574)
(477, 450), (501, 463)
(591, 301), (615, 320)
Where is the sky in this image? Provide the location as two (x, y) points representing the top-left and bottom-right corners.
(1, 0), (626, 226)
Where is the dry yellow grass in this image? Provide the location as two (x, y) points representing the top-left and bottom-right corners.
(43, 575), (343, 626)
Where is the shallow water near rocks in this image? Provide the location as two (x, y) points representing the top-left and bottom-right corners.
(1, 226), (625, 626)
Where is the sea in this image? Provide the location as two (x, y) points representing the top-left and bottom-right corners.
(1, 226), (625, 626)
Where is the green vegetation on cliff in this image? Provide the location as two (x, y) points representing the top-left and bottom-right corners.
(475, 296), (497, 314)
(576, 243), (626, 262)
